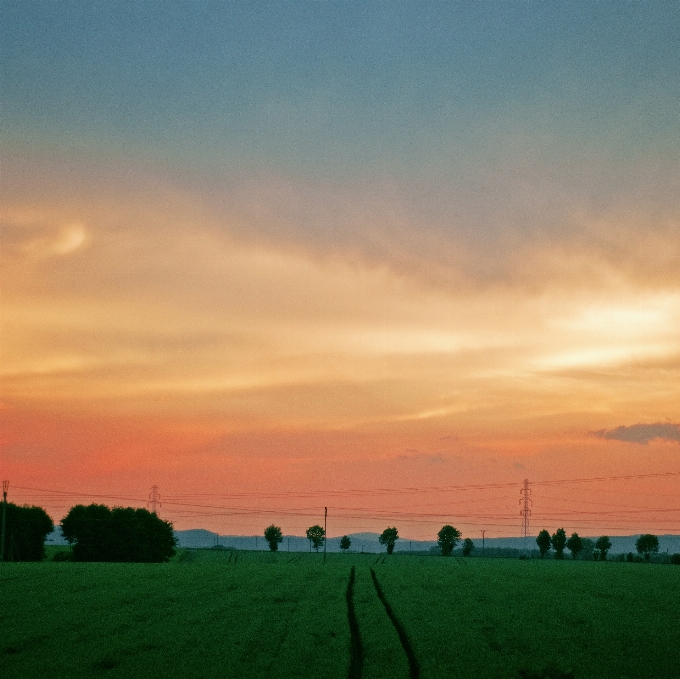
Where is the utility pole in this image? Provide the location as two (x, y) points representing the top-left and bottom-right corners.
(147, 485), (161, 515)
(1, 480), (8, 563)
(519, 479), (532, 555)
(323, 507), (327, 564)
(481, 530), (486, 560)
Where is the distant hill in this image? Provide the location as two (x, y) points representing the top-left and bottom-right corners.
(173, 530), (680, 555)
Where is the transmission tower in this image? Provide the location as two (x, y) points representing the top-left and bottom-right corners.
(148, 485), (161, 515)
(519, 479), (532, 538)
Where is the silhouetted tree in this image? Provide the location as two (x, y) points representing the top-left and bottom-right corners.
(437, 525), (461, 556)
(462, 537), (474, 557)
(61, 504), (175, 562)
(1, 503), (53, 561)
(635, 534), (659, 562)
(536, 530), (551, 558)
(379, 527), (399, 555)
(551, 528), (567, 559)
(566, 532), (583, 560)
(340, 535), (351, 551)
(264, 524), (283, 552)
(594, 535), (612, 561)
(306, 524), (325, 552)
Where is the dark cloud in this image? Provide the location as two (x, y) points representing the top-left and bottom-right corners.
(594, 422), (680, 445)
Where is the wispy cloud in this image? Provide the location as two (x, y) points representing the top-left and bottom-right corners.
(593, 423), (680, 445)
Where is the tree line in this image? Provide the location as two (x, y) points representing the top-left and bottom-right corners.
(535, 528), (665, 562)
(1, 502), (175, 563)
(266, 523), (473, 556)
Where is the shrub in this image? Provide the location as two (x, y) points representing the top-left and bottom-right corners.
(61, 504), (176, 562)
(671, 554), (680, 566)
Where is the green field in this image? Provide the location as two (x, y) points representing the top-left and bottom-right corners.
(2, 550), (678, 678)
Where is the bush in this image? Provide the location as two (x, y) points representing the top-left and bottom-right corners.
(61, 504), (176, 562)
(671, 554), (680, 566)
(1, 503), (54, 561)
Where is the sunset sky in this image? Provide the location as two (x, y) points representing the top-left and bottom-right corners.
(2, 2), (679, 540)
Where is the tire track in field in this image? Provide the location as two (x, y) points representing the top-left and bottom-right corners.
(370, 568), (419, 679)
(346, 566), (363, 679)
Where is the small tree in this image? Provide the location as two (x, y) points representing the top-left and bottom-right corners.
(340, 535), (351, 551)
(551, 528), (567, 560)
(594, 535), (612, 561)
(536, 530), (551, 558)
(462, 537), (474, 557)
(437, 524), (462, 556)
(306, 524), (325, 552)
(379, 527), (399, 555)
(635, 534), (659, 562)
(264, 524), (283, 552)
(566, 532), (583, 560)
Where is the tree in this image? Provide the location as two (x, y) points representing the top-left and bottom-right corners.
(306, 524), (325, 552)
(551, 528), (567, 559)
(536, 530), (551, 558)
(635, 534), (659, 562)
(437, 525), (462, 556)
(462, 537), (474, 557)
(61, 504), (175, 562)
(566, 532), (583, 560)
(379, 527), (399, 555)
(340, 535), (351, 551)
(594, 535), (612, 561)
(1, 503), (54, 561)
(264, 524), (283, 552)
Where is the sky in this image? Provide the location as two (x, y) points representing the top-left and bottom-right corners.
(2, 1), (679, 540)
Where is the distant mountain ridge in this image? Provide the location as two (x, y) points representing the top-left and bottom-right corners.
(173, 530), (680, 555)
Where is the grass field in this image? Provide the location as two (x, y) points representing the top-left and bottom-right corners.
(2, 550), (678, 678)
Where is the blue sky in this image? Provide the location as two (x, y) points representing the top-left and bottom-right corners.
(3, 1), (678, 176)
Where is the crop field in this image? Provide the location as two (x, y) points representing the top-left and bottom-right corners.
(2, 550), (678, 679)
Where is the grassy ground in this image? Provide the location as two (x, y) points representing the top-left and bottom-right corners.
(2, 550), (678, 678)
